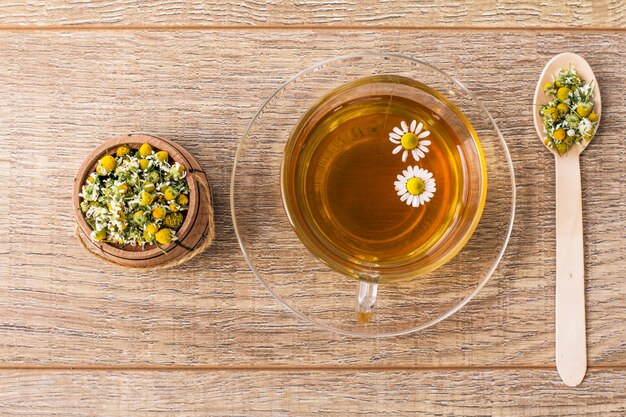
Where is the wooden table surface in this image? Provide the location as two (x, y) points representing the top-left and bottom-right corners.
(1, 2), (625, 416)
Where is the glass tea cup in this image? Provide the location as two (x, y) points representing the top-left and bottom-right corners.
(232, 54), (515, 337)
(281, 74), (488, 320)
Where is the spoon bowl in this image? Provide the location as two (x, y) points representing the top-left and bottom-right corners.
(533, 52), (601, 387)
(533, 52), (601, 156)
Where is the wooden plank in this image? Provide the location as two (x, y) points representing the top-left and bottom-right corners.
(0, 1), (624, 28)
(0, 95), (9, 273)
(0, 369), (624, 415)
(1, 30), (624, 367)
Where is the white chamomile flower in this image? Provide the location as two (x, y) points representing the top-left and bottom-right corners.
(394, 165), (436, 208)
(389, 120), (431, 162)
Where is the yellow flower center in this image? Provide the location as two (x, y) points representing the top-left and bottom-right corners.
(400, 132), (419, 150)
(406, 177), (425, 195)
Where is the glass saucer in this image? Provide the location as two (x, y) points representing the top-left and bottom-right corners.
(231, 54), (515, 337)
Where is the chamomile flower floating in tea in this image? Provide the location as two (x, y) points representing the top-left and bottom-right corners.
(394, 166), (436, 208)
(389, 119), (431, 162)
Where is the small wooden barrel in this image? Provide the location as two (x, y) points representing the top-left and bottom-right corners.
(73, 134), (214, 269)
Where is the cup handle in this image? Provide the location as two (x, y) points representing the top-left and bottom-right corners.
(356, 280), (378, 323)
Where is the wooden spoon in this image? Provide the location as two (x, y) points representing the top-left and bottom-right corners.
(533, 53), (601, 387)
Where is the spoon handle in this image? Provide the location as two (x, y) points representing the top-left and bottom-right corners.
(555, 151), (587, 386)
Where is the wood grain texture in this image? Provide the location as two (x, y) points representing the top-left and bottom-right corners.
(1, 30), (624, 368)
(0, 369), (625, 416)
(0, 1), (624, 28)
